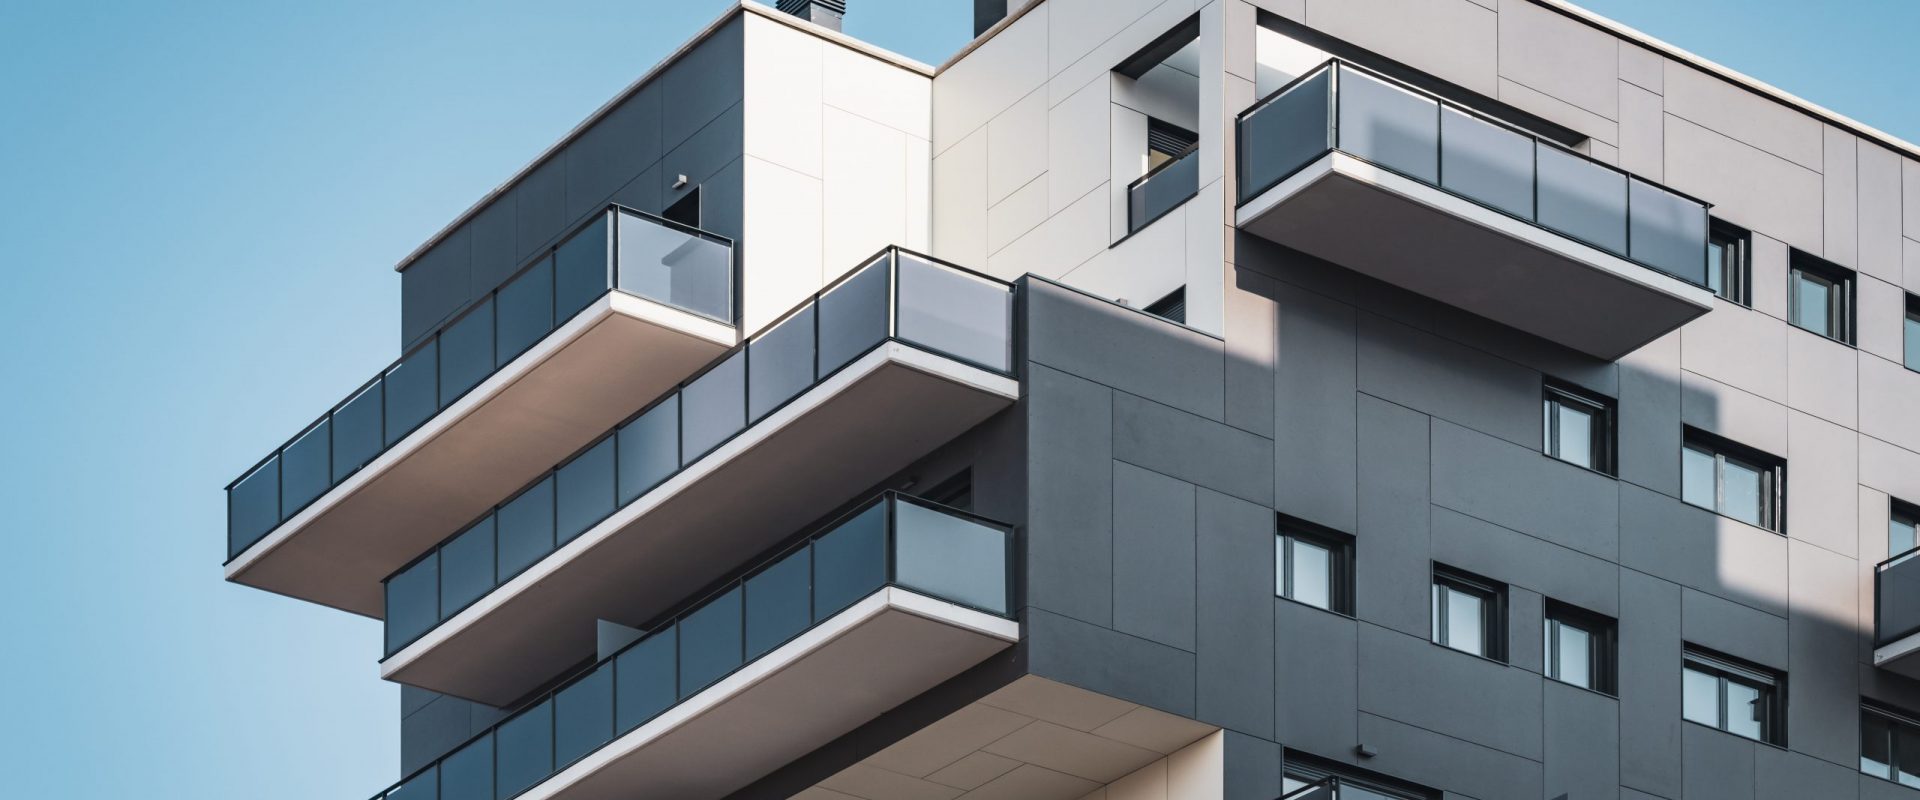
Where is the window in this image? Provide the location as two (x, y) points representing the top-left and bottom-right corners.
(1862, 703), (1920, 787)
(1542, 382), (1615, 474)
(1892, 500), (1920, 559)
(1681, 428), (1785, 533)
(1144, 287), (1187, 324)
(1544, 601), (1616, 694)
(1789, 250), (1855, 344)
(663, 186), (700, 228)
(1146, 118), (1199, 172)
(1431, 566), (1506, 661)
(1283, 752), (1437, 800)
(1705, 220), (1750, 304)
(1905, 294), (1920, 372)
(1682, 647), (1785, 745)
(1275, 517), (1354, 615)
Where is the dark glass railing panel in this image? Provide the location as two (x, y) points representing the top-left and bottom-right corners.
(440, 517), (495, 617)
(1877, 549), (1920, 647)
(225, 206), (734, 562)
(385, 553), (438, 654)
(1127, 145), (1200, 234)
(380, 248), (1017, 656)
(1234, 59), (1711, 289)
(365, 492), (1013, 800)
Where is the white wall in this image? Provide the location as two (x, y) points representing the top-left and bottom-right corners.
(740, 14), (932, 333)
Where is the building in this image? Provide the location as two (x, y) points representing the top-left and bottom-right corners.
(220, 0), (1920, 797)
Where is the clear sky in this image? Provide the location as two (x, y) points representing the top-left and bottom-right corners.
(0, 1), (1910, 798)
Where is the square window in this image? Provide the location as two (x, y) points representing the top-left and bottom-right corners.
(1789, 250), (1855, 344)
(1432, 566), (1505, 661)
(1543, 382), (1615, 474)
(1706, 220), (1750, 304)
(1682, 647), (1785, 745)
(1681, 428), (1786, 533)
(1544, 601), (1616, 694)
(1275, 516), (1353, 615)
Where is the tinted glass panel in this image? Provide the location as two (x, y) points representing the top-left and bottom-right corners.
(497, 479), (556, 579)
(1722, 458), (1763, 526)
(615, 632), (676, 732)
(1707, 239), (1728, 296)
(1238, 67), (1331, 201)
(331, 381), (383, 483)
(816, 256), (891, 377)
(679, 350), (745, 463)
(1337, 68), (1438, 184)
(554, 437), (615, 546)
(1725, 679), (1763, 739)
(1553, 622), (1592, 688)
(495, 258), (553, 366)
(228, 457), (279, 558)
(1681, 447), (1716, 510)
(1442, 586), (1485, 656)
(1554, 403), (1594, 468)
(1682, 667), (1720, 726)
(678, 587), (743, 696)
(1130, 148), (1200, 232)
(384, 340), (438, 445)
(553, 665), (614, 767)
(745, 547), (812, 658)
(439, 733), (493, 800)
(617, 210), (732, 322)
(616, 396), (679, 504)
(440, 516), (496, 617)
(553, 215), (610, 322)
(386, 768), (437, 800)
(1290, 539), (1332, 610)
(813, 503), (887, 619)
(894, 500), (1009, 614)
(1438, 107), (1533, 219)
(747, 306), (816, 422)
(280, 420), (330, 516)
(494, 701), (552, 800)
(1630, 179), (1708, 284)
(1794, 272), (1833, 336)
(1536, 145), (1627, 255)
(1892, 515), (1917, 556)
(439, 298), (495, 404)
(896, 253), (1011, 372)
(1864, 713), (1893, 779)
(386, 556), (438, 653)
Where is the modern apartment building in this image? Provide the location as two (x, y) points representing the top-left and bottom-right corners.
(221, 0), (1920, 798)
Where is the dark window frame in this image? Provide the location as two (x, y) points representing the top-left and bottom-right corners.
(1542, 381), (1617, 475)
(1431, 564), (1508, 662)
(1891, 498), (1920, 560)
(1861, 701), (1920, 786)
(1683, 646), (1787, 746)
(1543, 599), (1617, 695)
(1283, 751), (1438, 800)
(1706, 219), (1751, 305)
(1788, 249), (1856, 344)
(1275, 514), (1355, 616)
(1904, 293), (1920, 372)
(1682, 426), (1787, 534)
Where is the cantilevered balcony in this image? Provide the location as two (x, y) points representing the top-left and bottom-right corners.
(1875, 548), (1920, 676)
(363, 493), (1017, 800)
(379, 247), (1019, 705)
(1235, 60), (1715, 361)
(224, 206), (735, 617)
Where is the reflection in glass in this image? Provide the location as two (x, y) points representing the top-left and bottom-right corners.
(1629, 179), (1708, 284)
(1682, 667), (1720, 727)
(813, 503), (888, 620)
(1721, 458), (1763, 527)
(896, 253), (1011, 372)
(679, 350), (746, 463)
(228, 457), (279, 558)
(440, 516), (496, 617)
(553, 215), (611, 323)
(280, 420), (330, 517)
(894, 500), (1009, 614)
(1553, 403), (1593, 469)
(1793, 271), (1834, 337)
(1290, 539), (1332, 611)
(617, 396), (679, 505)
(439, 733), (492, 800)
(1725, 679), (1763, 739)
(815, 257), (891, 377)
(615, 633), (676, 733)
(331, 381), (383, 483)
(439, 298), (495, 403)
(1336, 69), (1438, 183)
(495, 258), (554, 366)
(386, 556), (438, 654)
(554, 665), (614, 767)
(1681, 446), (1716, 510)
(1441, 585), (1484, 656)
(617, 209), (732, 322)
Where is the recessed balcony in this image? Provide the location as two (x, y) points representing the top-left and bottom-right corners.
(363, 493), (1017, 800)
(378, 248), (1020, 705)
(224, 207), (737, 617)
(1875, 548), (1920, 676)
(1235, 60), (1715, 361)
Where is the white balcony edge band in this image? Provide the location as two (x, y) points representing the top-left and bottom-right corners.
(1876, 632), (1920, 667)
(381, 341), (1018, 676)
(225, 293), (736, 583)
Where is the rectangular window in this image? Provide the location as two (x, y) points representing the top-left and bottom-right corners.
(1275, 517), (1354, 615)
(1862, 703), (1920, 787)
(1431, 566), (1506, 661)
(1542, 382), (1615, 474)
(1544, 601), (1616, 694)
(1682, 647), (1785, 745)
(1283, 753), (1437, 800)
(1681, 428), (1786, 533)
(1705, 220), (1750, 305)
(1892, 500), (1920, 559)
(1789, 250), (1855, 344)
(1905, 294), (1920, 372)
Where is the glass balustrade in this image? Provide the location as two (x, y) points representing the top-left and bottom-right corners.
(366, 492), (1012, 800)
(226, 207), (734, 562)
(1877, 547), (1920, 648)
(1127, 145), (1201, 234)
(382, 247), (1016, 655)
(1236, 59), (1710, 287)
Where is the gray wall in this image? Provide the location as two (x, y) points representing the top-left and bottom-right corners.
(398, 17), (745, 349)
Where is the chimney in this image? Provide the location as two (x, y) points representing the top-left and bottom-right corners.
(777, 0), (846, 32)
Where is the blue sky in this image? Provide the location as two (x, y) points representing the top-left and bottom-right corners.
(0, 1), (1910, 798)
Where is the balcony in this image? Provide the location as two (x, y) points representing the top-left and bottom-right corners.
(362, 493), (1016, 800)
(1875, 548), (1920, 676)
(225, 207), (737, 616)
(1235, 60), (1715, 361)
(1279, 777), (1369, 800)
(379, 247), (1019, 704)
(1127, 144), (1200, 235)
